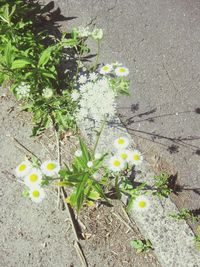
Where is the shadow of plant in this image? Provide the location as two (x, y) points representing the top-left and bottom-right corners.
(118, 105), (200, 155)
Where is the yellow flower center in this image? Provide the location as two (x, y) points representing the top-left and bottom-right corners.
(19, 164), (26, 171)
(133, 154), (140, 161)
(29, 174), (38, 182)
(138, 201), (146, 208)
(118, 138), (125, 145)
(121, 153), (127, 160)
(32, 190), (40, 198)
(113, 160), (120, 167)
(103, 66), (109, 71)
(119, 68), (125, 73)
(46, 163), (56, 171)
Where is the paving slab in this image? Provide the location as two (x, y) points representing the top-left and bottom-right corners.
(0, 93), (79, 267)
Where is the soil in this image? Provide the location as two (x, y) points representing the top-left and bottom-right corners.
(79, 201), (160, 267)
(0, 92), (161, 266)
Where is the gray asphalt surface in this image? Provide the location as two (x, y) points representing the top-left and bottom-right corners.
(44, 0), (200, 215)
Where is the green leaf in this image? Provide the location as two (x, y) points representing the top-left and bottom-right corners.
(87, 190), (100, 200)
(31, 124), (45, 137)
(38, 47), (52, 67)
(62, 38), (78, 47)
(79, 138), (90, 162)
(22, 189), (29, 198)
(11, 59), (31, 69)
(74, 157), (87, 169)
(92, 182), (109, 203)
(4, 41), (13, 67)
(41, 70), (56, 79)
(66, 191), (77, 207)
(0, 73), (5, 85)
(10, 5), (16, 17)
(75, 173), (89, 212)
(130, 240), (144, 253)
(59, 169), (70, 178)
(55, 111), (69, 129)
(67, 172), (87, 183)
(0, 4), (10, 24)
(126, 196), (134, 212)
(54, 181), (74, 187)
(93, 153), (108, 169)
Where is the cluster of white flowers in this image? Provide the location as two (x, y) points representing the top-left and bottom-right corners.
(75, 26), (90, 38)
(91, 27), (103, 40)
(75, 26), (103, 40)
(78, 74), (87, 84)
(15, 82), (31, 99)
(71, 90), (80, 102)
(108, 136), (143, 172)
(100, 63), (129, 77)
(15, 160), (60, 203)
(76, 72), (99, 86)
(89, 72), (98, 82)
(42, 88), (53, 99)
(75, 78), (116, 125)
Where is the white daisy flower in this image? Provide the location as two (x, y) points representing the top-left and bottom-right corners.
(89, 72), (98, 82)
(115, 66), (129, 77)
(108, 156), (125, 172)
(41, 160), (60, 177)
(87, 161), (93, 168)
(128, 150), (143, 166)
(75, 150), (82, 157)
(117, 149), (131, 162)
(15, 161), (32, 178)
(29, 186), (45, 203)
(133, 195), (150, 212)
(78, 75), (87, 84)
(24, 169), (42, 188)
(114, 137), (129, 150)
(94, 152), (101, 160)
(71, 90), (80, 101)
(100, 64), (113, 75)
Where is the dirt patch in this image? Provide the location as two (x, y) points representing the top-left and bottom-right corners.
(79, 200), (160, 267)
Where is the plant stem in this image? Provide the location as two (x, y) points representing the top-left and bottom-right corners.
(44, 177), (61, 181)
(115, 175), (121, 199)
(92, 117), (106, 157)
(54, 128), (61, 165)
(11, 136), (41, 163)
(93, 40), (100, 71)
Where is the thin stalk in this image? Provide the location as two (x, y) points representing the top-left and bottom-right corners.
(92, 117), (106, 157)
(53, 125), (62, 209)
(115, 175), (121, 199)
(75, 40), (85, 81)
(12, 136), (41, 163)
(93, 40), (100, 71)
(54, 128), (61, 165)
(43, 177), (61, 181)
